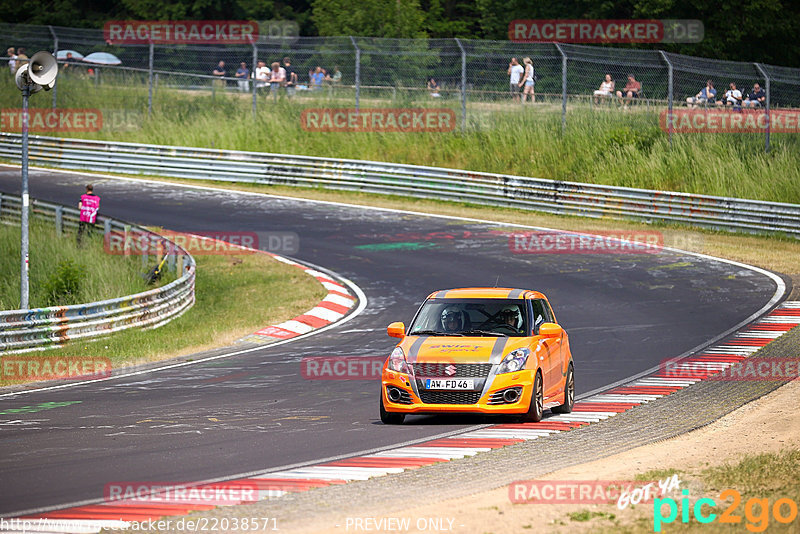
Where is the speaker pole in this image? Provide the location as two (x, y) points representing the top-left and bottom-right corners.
(20, 85), (30, 309)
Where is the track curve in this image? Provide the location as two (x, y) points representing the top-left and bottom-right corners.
(0, 166), (785, 516)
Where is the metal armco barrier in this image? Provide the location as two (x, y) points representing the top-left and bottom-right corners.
(0, 191), (196, 354)
(0, 133), (798, 237)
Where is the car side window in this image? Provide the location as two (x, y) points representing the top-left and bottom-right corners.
(531, 299), (546, 334)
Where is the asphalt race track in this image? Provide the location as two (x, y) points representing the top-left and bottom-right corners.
(0, 166), (785, 516)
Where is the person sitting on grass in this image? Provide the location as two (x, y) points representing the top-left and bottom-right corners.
(743, 83), (766, 108)
(615, 74), (641, 109)
(716, 82), (742, 109)
(593, 74), (615, 105)
(686, 80), (716, 108)
(427, 77), (441, 97)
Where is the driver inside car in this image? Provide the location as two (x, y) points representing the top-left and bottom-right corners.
(441, 306), (464, 333)
(498, 306), (522, 333)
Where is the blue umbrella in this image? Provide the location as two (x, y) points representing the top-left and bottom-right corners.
(56, 49), (84, 60)
(82, 52), (121, 65)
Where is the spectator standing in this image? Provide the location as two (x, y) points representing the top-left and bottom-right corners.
(593, 74), (615, 104)
(269, 61), (286, 100)
(7, 47), (16, 75)
(615, 74), (641, 109)
(15, 47), (28, 73)
(508, 58), (524, 101)
(255, 60), (270, 93)
(212, 60), (226, 91)
(235, 62), (250, 92)
(77, 184), (100, 246)
(520, 57), (535, 103)
(744, 83), (766, 108)
(716, 82), (742, 109)
(686, 80), (716, 107)
(283, 57), (298, 97)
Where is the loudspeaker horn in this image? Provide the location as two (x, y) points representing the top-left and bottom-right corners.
(14, 64), (43, 94)
(28, 51), (58, 89)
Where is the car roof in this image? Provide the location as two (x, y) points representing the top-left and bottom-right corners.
(426, 288), (546, 300)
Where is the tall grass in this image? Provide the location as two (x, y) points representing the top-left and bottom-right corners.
(2, 74), (798, 203)
(0, 220), (167, 310)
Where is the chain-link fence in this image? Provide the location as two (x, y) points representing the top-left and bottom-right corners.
(2, 23), (799, 150)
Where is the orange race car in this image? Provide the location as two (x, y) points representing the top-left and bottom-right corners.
(380, 288), (574, 424)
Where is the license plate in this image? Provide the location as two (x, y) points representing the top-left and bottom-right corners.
(425, 379), (474, 390)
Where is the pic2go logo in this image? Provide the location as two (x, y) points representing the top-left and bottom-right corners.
(654, 489), (798, 532)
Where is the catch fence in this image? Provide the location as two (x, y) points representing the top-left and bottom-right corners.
(2, 23), (800, 150)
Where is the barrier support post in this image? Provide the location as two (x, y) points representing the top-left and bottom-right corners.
(555, 43), (567, 135)
(754, 63), (771, 153)
(455, 38), (467, 133)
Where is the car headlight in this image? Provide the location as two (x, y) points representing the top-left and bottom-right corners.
(497, 348), (530, 374)
(387, 347), (411, 374)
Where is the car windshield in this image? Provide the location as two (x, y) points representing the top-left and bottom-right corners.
(408, 298), (529, 337)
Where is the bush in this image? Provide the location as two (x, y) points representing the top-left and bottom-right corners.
(43, 260), (84, 306)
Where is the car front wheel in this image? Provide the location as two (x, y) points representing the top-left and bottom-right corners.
(522, 371), (544, 422)
(380, 394), (405, 424)
(551, 363), (574, 414)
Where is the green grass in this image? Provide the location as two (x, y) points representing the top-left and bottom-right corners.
(2, 74), (798, 204)
(0, 244), (326, 385)
(0, 219), (168, 310)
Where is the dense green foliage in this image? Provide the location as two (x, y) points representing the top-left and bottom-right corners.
(1, 0), (798, 66)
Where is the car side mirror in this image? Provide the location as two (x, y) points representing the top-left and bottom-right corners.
(387, 322), (405, 338)
(539, 322), (562, 338)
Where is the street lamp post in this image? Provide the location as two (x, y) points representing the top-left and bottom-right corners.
(14, 51), (58, 309)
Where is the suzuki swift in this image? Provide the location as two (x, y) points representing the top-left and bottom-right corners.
(380, 288), (575, 424)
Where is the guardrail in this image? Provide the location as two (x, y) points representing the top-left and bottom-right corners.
(0, 191), (196, 354)
(0, 133), (798, 238)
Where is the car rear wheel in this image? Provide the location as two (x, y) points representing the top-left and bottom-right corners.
(522, 371), (544, 422)
(551, 363), (574, 414)
(380, 394), (405, 424)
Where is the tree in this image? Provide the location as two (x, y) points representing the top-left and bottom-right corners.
(312, 0), (427, 38)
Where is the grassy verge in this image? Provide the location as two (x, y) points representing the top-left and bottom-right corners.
(0, 225), (327, 387)
(0, 219), (172, 310)
(565, 449), (800, 533)
(3, 74), (799, 203)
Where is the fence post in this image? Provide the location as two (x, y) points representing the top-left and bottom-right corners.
(350, 36), (360, 113)
(55, 205), (63, 235)
(659, 51), (673, 148)
(554, 43), (567, 135)
(49, 25), (58, 110)
(148, 43), (154, 116)
(252, 43), (258, 118)
(754, 63), (770, 153)
(455, 38), (467, 133)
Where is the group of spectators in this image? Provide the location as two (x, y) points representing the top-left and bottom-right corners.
(685, 79), (765, 109)
(508, 57), (536, 102)
(6, 46), (28, 75)
(212, 58), (342, 97)
(591, 73), (766, 109)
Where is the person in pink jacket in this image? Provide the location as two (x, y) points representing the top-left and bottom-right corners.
(77, 184), (100, 245)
